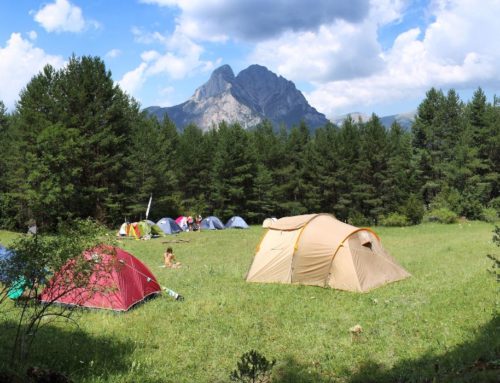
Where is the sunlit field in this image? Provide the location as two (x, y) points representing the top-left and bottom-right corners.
(0, 222), (498, 382)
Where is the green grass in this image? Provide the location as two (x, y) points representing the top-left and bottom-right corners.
(0, 222), (498, 382)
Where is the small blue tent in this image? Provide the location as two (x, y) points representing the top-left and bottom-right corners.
(0, 245), (29, 299)
(225, 216), (249, 229)
(156, 217), (182, 234)
(0, 244), (13, 283)
(201, 216), (225, 230)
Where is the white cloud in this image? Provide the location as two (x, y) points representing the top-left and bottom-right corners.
(141, 0), (370, 41)
(105, 49), (122, 59)
(118, 27), (219, 99)
(0, 33), (64, 110)
(118, 62), (148, 97)
(27, 31), (38, 41)
(304, 0), (500, 117)
(250, 21), (384, 83)
(34, 0), (95, 33)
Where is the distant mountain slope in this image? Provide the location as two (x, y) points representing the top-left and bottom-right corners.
(145, 64), (329, 131)
(332, 111), (416, 130)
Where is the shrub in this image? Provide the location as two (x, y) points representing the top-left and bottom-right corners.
(379, 213), (410, 227)
(230, 350), (275, 383)
(402, 194), (425, 225)
(481, 207), (498, 223)
(424, 208), (459, 224)
(488, 197), (500, 213)
(348, 211), (371, 227)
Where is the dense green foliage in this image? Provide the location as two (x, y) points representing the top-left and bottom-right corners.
(0, 57), (498, 230)
(0, 222), (497, 382)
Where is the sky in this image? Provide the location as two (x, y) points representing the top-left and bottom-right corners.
(1, 0), (499, 118)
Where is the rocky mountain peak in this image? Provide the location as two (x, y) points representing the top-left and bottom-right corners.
(145, 64), (329, 131)
(193, 64), (235, 100)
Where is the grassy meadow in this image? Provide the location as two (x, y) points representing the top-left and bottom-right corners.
(0, 222), (498, 382)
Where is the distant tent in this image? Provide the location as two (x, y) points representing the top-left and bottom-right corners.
(175, 216), (188, 231)
(200, 216), (225, 230)
(0, 245), (38, 299)
(262, 217), (277, 228)
(247, 214), (410, 292)
(0, 245), (13, 283)
(156, 217), (182, 235)
(118, 222), (128, 236)
(40, 246), (161, 311)
(225, 216), (249, 229)
(145, 219), (156, 227)
(120, 221), (165, 239)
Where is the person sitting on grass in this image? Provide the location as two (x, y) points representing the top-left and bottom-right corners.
(164, 247), (182, 269)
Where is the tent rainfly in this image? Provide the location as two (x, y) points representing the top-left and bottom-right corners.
(157, 217), (182, 234)
(40, 246), (161, 311)
(225, 216), (249, 229)
(247, 214), (410, 292)
(201, 216), (225, 230)
(262, 217), (277, 228)
(119, 221), (165, 239)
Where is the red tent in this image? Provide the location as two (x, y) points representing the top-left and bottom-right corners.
(40, 246), (161, 311)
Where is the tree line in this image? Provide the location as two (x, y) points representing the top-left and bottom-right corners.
(0, 56), (498, 231)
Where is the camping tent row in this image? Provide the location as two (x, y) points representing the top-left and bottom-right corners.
(247, 214), (410, 292)
(118, 220), (165, 239)
(155, 216), (249, 234)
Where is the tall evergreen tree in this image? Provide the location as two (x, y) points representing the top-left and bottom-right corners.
(126, 115), (180, 221)
(333, 116), (361, 221)
(412, 87), (446, 206)
(309, 123), (341, 214)
(175, 124), (213, 214)
(275, 122), (310, 216)
(354, 114), (388, 223)
(383, 122), (418, 215)
(11, 56), (140, 229)
(210, 122), (257, 220)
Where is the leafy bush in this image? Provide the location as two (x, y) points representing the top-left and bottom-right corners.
(424, 208), (459, 224)
(230, 350), (275, 383)
(348, 211), (371, 227)
(402, 194), (425, 225)
(379, 213), (410, 227)
(481, 207), (498, 223)
(488, 197), (500, 213)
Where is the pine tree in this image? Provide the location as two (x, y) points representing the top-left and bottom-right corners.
(354, 114), (388, 223)
(175, 124), (213, 214)
(210, 122), (257, 220)
(333, 116), (361, 221)
(310, 123), (341, 214)
(382, 122), (417, 216)
(12, 56), (140, 229)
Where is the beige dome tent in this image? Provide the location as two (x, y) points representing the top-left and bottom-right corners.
(262, 217), (277, 228)
(247, 214), (410, 292)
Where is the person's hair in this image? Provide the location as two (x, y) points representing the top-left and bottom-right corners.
(166, 247), (173, 253)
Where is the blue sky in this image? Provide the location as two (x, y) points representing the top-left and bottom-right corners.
(1, 0), (499, 118)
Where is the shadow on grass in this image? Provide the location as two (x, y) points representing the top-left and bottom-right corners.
(271, 315), (499, 383)
(347, 314), (499, 383)
(271, 356), (334, 383)
(0, 319), (135, 382)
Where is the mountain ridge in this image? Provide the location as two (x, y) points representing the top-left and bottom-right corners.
(145, 64), (329, 131)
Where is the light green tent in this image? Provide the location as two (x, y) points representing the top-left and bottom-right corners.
(121, 220), (166, 239)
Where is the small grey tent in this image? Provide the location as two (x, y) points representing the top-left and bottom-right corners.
(201, 216), (225, 230)
(225, 216), (249, 229)
(157, 218), (182, 234)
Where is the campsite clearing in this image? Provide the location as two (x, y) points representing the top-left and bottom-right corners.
(0, 222), (498, 382)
